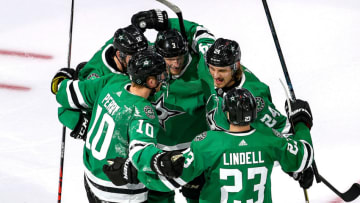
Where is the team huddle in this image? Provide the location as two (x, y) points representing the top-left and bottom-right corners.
(51, 9), (315, 203)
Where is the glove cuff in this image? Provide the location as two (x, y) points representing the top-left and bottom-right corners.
(151, 152), (164, 175)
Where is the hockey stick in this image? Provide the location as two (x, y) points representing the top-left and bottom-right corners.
(58, 0), (75, 202)
(261, 1), (307, 201)
(314, 163), (360, 202)
(262, 0), (360, 202)
(155, 0), (187, 40)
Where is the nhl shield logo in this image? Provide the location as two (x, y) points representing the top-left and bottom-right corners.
(255, 97), (265, 112)
(144, 106), (155, 119)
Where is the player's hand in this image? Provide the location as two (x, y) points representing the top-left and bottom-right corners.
(285, 99), (313, 129)
(180, 173), (205, 200)
(151, 151), (185, 178)
(298, 167), (314, 189)
(103, 157), (139, 186)
(131, 9), (168, 32)
(70, 111), (91, 141)
(74, 61), (87, 80)
(51, 68), (75, 95)
(290, 167), (314, 189)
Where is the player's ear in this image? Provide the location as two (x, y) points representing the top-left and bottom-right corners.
(146, 76), (157, 88)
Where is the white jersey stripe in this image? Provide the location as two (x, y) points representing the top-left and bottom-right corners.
(73, 80), (89, 108)
(65, 80), (78, 109)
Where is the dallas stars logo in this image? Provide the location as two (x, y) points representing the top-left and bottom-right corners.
(206, 109), (225, 131)
(152, 94), (185, 128)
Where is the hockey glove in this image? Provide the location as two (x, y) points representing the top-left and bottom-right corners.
(180, 173), (205, 200)
(51, 68), (75, 95)
(70, 111), (91, 141)
(150, 151), (185, 178)
(74, 61), (87, 80)
(285, 99), (313, 130)
(131, 9), (168, 32)
(289, 167), (314, 189)
(103, 157), (139, 186)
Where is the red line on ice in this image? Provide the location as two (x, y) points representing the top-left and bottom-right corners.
(0, 83), (31, 91)
(0, 49), (53, 60)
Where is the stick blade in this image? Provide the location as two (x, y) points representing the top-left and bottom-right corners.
(156, 0), (181, 13)
(342, 183), (360, 202)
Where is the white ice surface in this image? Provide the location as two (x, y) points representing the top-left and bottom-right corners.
(0, 0), (359, 202)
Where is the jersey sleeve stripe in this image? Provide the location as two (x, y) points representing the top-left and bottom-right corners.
(128, 140), (154, 161)
(68, 81), (83, 109)
(191, 26), (215, 52)
(65, 80), (78, 109)
(281, 119), (293, 135)
(294, 140), (313, 173)
(158, 175), (186, 190)
(166, 177), (181, 188)
(301, 140), (314, 169)
(73, 80), (89, 108)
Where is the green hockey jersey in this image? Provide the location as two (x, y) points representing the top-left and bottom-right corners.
(145, 18), (215, 151)
(137, 122), (313, 203)
(78, 38), (117, 80)
(56, 75), (164, 202)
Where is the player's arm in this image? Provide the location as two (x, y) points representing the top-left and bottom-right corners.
(52, 71), (112, 110)
(128, 118), (185, 178)
(103, 144), (204, 190)
(252, 83), (292, 134)
(276, 133), (314, 175)
(78, 38), (114, 80)
(103, 132), (212, 189)
(167, 18), (215, 55)
(130, 9), (215, 55)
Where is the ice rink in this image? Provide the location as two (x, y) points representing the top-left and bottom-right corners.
(0, 0), (359, 202)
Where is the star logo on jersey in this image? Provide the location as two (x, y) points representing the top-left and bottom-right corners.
(152, 94), (185, 128)
(206, 109), (226, 131)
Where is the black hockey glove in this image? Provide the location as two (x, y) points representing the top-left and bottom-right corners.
(51, 68), (75, 95)
(73, 61), (87, 80)
(180, 173), (205, 200)
(299, 167), (314, 189)
(150, 151), (185, 178)
(131, 9), (168, 32)
(103, 157), (139, 186)
(285, 99), (313, 130)
(289, 167), (314, 189)
(70, 111), (91, 141)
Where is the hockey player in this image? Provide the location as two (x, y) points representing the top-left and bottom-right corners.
(54, 24), (149, 141)
(104, 88), (314, 202)
(200, 38), (297, 133)
(77, 24), (148, 80)
(51, 50), (185, 202)
(177, 37), (314, 201)
(131, 10), (215, 203)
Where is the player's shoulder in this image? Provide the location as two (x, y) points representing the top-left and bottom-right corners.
(254, 126), (289, 144)
(191, 130), (222, 145)
(131, 97), (158, 122)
